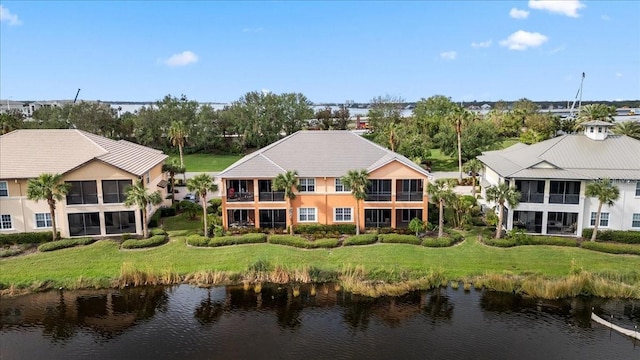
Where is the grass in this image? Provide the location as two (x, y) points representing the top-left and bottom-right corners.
(167, 153), (242, 172)
(500, 137), (521, 148)
(425, 138), (522, 172)
(1, 232), (638, 295)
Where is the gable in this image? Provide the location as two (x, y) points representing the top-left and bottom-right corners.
(368, 160), (428, 179)
(64, 159), (138, 181)
(531, 161), (557, 169)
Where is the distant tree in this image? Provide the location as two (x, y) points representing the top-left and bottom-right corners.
(340, 169), (370, 235)
(427, 179), (456, 238)
(1, 110), (24, 134)
(333, 105), (350, 130)
(585, 179), (619, 241)
(272, 170), (299, 235)
(463, 159), (483, 196)
(187, 173), (218, 237)
(446, 106), (474, 182)
(280, 93), (314, 135)
(124, 180), (163, 238)
(435, 120), (501, 162)
(26, 173), (70, 241)
(575, 104), (617, 129)
(162, 160), (186, 202)
(612, 120), (640, 139)
(485, 183), (520, 239)
(315, 106), (333, 130)
(367, 95), (403, 133)
(168, 120), (188, 168)
(67, 101), (119, 137)
(412, 95), (458, 139)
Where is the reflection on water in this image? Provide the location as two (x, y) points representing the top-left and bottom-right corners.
(1, 284), (638, 359)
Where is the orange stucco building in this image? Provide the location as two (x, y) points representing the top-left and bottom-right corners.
(219, 131), (433, 231)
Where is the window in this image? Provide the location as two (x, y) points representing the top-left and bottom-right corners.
(335, 179), (350, 192)
(145, 172), (150, 184)
(298, 208), (317, 222)
(598, 127), (602, 133)
(590, 212), (609, 227)
(105, 211), (136, 234)
(589, 127), (594, 133)
(632, 214), (640, 228)
(259, 209), (286, 229)
(636, 181), (640, 197)
(0, 214), (12, 230)
(35, 213), (52, 228)
(0, 181), (8, 197)
(365, 179), (392, 202)
(299, 178), (315, 192)
(68, 212), (101, 236)
(549, 181), (580, 204)
(102, 180), (132, 203)
(334, 208), (352, 222)
(66, 181), (98, 205)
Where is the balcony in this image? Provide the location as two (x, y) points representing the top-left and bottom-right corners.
(365, 192), (391, 202)
(396, 191), (423, 202)
(259, 191), (285, 202)
(549, 194), (579, 205)
(520, 193), (544, 204)
(226, 180), (254, 203)
(227, 191), (254, 202)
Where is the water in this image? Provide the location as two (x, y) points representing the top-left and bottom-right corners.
(1, 284), (638, 360)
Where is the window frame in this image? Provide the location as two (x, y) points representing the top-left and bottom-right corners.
(65, 181), (99, 205)
(590, 212), (610, 227)
(35, 213), (53, 228)
(298, 178), (316, 193)
(0, 214), (13, 230)
(334, 207), (353, 222)
(636, 181), (640, 197)
(102, 179), (133, 204)
(298, 207), (317, 222)
(0, 181), (8, 197)
(632, 213), (640, 228)
(335, 179), (351, 193)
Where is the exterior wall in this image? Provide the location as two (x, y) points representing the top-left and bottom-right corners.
(221, 160), (430, 230)
(0, 160), (167, 238)
(581, 180), (640, 232)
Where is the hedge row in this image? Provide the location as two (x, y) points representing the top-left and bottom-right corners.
(186, 233), (267, 247)
(343, 234), (378, 246)
(581, 241), (640, 255)
(38, 238), (95, 252)
(121, 235), (167, 249)
(150, 228), (167, 236)
(0, 232), (58, 245)
(294, 224), (356, 235)
(515, 235), (578, 247)
(268, 235), (339, 249)
(422, 237), (454, 247)
(378, 234), (422, 245)
(581, 229), (640, 244)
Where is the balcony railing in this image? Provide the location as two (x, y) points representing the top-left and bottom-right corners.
(549, 194), (579, 205)
(227, 192), (254, 202)
(520, 193), (544, 203)
(259, 191), (285, 202)
(365, 220), (391, 228)
(365, 192), (392, 202)
(396, 191), (423, 202)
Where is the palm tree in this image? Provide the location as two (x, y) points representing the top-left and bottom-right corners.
(447, 107), (473, 182)
(162, 160), (186, 202)
(612, 120), (640, 140)
(26, 173), (71, 241)
(124, 180), (163, 238)
(272, 170), (299, 235)
(485, 183), (521, 239)
(585, 178), (619, 241)
(187, 173), (218, 237)
(168, 120), (188, 181)
(575, 104), (616, 130)
(427, 179), (456, 238)
(340, 169), (370, 235)
(463, 159), (483, 196)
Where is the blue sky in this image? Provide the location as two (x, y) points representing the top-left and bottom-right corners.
(1, 1), (639, 103)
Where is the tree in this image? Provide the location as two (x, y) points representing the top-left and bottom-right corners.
(162, 160), (186, 202)
(463, 159), (483, 196)
(187, 174), (218, 237)
(612, 120), (640, 140)
(485, 183), (521, 239)
(1, 110), (25, 134)
(280, 93), (314, 135)
(409, 217), (424, 237)
(272, 170), (299, 235)
(427, 179), (456, 238)
(585, 178), (619, 241)
(340, 169), (370, 235)
(435, 120), (501, 162)
(26, 173), (70, 241)
(124, 180), (163, 238)
(575, 104), (617, 129)
(168, 120), (188, 179)
(447, 106), (474, 182)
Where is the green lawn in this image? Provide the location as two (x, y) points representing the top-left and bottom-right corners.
(426, 148), (457, 171)
(168, 154), (242, 172)
(2, 231), (638, 290)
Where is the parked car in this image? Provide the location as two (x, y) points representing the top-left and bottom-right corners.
(183, 193), (199, 203)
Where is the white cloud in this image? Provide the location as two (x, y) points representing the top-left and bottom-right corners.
(616, 72), (623, 78)
(528, 0), (585, 18)
(0, 5), (22, 26)
(440, 51), (457, 60)
(163, 51), (199, 67)
(500, 30), (548, 50)
(601, 14), (610, 21)
(510, 8), (530, 19)
(471, 40), (492, 48)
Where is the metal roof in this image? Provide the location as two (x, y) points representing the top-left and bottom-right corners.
(219, 131), (433, 179)
(0, 129), (167, 179)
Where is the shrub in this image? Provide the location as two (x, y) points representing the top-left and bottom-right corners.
(0, 248), (24, 257)
(186, 234), (209, 247)
(582, 229), (640, 244)
(150, 228), (167, 236)
(378, 234), (421, 245)
(208, 233), (267, 247)
(422, 237), (453, 247)
(121, 235), (167, 249)
(149, 209), (161, 228)
(121, 233), (134, 241)
(0, 232), (58, 245)
(268, 235), (339, 249)
(517, 236), (578, 247)
(159, 206), (177, 217)
(581, 241), (640, 255)
(483, 238), (517, 247)
(38, 238), (95, 252)
(343, 234), (378, 246)
(294, 224), (356, 235)
(207, 198), (222, 215)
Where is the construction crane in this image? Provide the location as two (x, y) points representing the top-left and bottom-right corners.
(66, 88), (81, 127)
(568, 72), (585, 119)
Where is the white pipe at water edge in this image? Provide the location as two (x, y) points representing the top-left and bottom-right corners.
(591, 312), (640, 340)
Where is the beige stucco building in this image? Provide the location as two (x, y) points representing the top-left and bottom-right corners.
(0, 129), (169, 238)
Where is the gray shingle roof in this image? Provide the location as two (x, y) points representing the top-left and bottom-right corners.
(0, 129), (167, 179)
(478, 134), (640, 180)
(219, 131), (433, 179)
